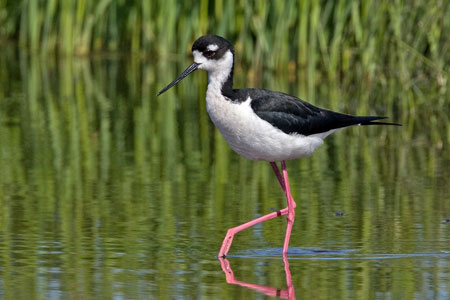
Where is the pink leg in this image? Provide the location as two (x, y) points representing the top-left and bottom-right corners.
(218, 207), (289, 257)
(281, 161), (296, 254)
(218, 161), (297, 257)
(270, 162), (285, 191)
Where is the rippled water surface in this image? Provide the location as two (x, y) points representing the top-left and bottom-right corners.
(0, 48), (449, 299)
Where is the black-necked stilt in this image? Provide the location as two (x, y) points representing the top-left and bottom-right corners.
(157, 35), (400, 258)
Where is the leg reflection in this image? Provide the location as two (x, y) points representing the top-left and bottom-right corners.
(218, 254), (296, 299)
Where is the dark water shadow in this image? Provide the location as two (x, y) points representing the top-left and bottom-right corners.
(228, 247), (450, 260)
(228, 247), (357, 258)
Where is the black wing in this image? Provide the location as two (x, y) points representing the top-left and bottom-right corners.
(242, 89), (396, 136)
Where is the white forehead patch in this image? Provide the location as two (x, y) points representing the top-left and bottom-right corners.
(207, 44), (219, 51)
(193, 50), (204, 61)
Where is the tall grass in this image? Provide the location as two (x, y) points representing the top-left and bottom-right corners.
(1, 1), (447, 114)
(0, 1), (447, 64)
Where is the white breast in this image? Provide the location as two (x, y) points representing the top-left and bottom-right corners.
(205, 90), (327, 161)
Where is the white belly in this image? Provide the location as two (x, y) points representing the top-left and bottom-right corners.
(205, 93), (328, 161)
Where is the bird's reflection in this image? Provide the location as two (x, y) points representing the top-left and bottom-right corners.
(219, 254), (295, 299)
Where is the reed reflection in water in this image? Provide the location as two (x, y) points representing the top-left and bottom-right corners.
(0, 46), (449, 299)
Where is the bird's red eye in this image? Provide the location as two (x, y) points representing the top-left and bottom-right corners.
(204, 50), (215, 57)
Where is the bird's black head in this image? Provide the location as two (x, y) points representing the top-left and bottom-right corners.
(192, 35), (234, 61)
(156, 35), (235, 96)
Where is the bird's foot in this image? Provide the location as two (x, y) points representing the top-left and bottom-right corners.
(218, 229), (235, 258)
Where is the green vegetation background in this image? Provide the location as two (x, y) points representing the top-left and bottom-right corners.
(1, 0), (449, 124)
(0, 1), (449, 298)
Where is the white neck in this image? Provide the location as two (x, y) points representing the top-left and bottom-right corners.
(193, 50), (234, 94)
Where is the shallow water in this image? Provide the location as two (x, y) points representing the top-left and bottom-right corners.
(0, 48), (449, 299)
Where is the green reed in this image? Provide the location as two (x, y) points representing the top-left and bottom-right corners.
(1, 1), (448, 116)
(2, 1), (447, 69)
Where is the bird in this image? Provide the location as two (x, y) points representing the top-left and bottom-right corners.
(157, 35), (400, 258)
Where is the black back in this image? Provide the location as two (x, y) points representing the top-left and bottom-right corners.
(235, 89), (394, 136)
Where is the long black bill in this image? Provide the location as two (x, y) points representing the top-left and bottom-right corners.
(156, 62), (200, 96)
